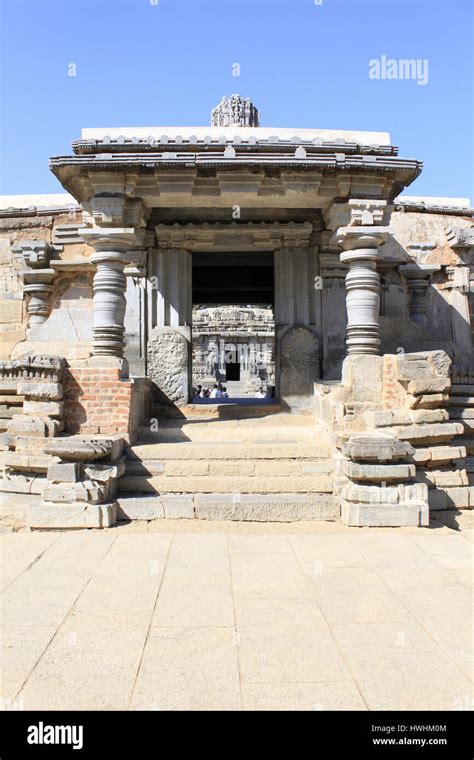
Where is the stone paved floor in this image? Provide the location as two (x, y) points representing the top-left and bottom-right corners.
(1, 521), (472, 711)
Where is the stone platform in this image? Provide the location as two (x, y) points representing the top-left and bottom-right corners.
(1, 522), (472, 711)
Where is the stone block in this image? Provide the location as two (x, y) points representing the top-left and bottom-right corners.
(7, 416), (61, 438)
(0, 452), (59, 473)
(410, 394), (448, 409)
(407, 378), (451, 395)
(47, 462), (79, 483)
(41, 484), (76, 503)
(23, 400), (64, 417)
(391, 422), (463, 444)
(0, 300), (22, 324)
(17, 382), (63, 400)
(344, 461), (415, 482)
(410, 409), (449, 424)
(364, 410), (412, 427)
(421, 469), (468, 488)
(0, 473), (46, 494)
(117, 496), (165, 521)
(194, 493), (337, 521)
(161, 494), (195, 519)
(0, 379), (18, 394)
(428, 487), (472, 510)
(341, 499), (429, 527)
(29, 501), (117, 529)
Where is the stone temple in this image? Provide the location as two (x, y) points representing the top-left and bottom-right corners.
(0, 94), (473, 529)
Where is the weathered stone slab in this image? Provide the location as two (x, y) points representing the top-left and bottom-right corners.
(29, 501), (117, 528)
(147, 327), (190, 408)
(17, 381), (63, 400)
(194, 493), (337, 521)
(418, 469), (468, 487)
(23, 400), (64, 417)
(7, 416), (60, 438)
(391, 422), (463, 443)
(117, 496), (165, 521)
(344, 461), (415, 482)
(428, 487), (472, 510)
(0, 473), (46, 494)
(408, 378), (451, 395)
(364, 410), (411, 427)
(397, 351), (451, 381)
(341, 499), (429, 527)
(0, 452), (59, 473)
(280, 327), (319, 410)
(410, 409), (449, 424)
(47, 462), (79, 483)
(161, 494), (195, 519)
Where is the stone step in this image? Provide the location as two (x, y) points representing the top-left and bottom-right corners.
(450, 384), (474, 395)
(116, 493), (338, 522)
(448, 396), (474, 406)
(179, 403), (282, 419)
(125, 458), (333, 477)
(428, 485), (474, 510)
(138, 424), (318, 443)
(118, 474), (333, 494)
(129, 442), (332, 461)
(391, 422), (463, 444)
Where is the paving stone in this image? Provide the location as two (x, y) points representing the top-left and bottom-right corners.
(333, 621), (473, 710)
(130, 627), (241, 711)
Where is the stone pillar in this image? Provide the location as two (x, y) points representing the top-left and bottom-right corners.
(82, 228), (142, 358)
(337, 228), (389, 355)
(23, 281), (55, 325)
(399, 264), (440, 325)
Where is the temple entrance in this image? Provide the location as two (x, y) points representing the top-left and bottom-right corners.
(191, 251), (276, 402)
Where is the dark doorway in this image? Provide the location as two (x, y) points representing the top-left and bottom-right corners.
(192, 251), (274, 305)
(226, 358), (241, 381)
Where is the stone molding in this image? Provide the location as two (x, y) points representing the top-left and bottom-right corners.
(155, 222), (313, 252)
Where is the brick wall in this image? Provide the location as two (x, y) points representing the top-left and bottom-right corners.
(382, 354), (408, 410)
(63, 367), (133, 436)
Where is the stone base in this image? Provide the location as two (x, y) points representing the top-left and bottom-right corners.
(341, 499), (429, 527)
(116, 493), (337, 522)
(117, 494), (193, 520)
(194, 493), (337, 521)
(29, 501), (117, 529)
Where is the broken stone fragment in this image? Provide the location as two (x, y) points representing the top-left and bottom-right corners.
(44, 438), (117, 462)
(342, 434), (415, 462)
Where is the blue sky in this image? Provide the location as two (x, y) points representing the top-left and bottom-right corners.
(1, 0), (473, 200)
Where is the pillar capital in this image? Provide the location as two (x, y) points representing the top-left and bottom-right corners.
(82, 227), (145, 257)
(334, 225), (391, 251)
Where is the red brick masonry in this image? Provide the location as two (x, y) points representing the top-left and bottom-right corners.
(63, 367), (133, 436)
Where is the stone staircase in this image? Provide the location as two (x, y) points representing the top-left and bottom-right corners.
(118, 405), (336, 521)
(446, 373), (474, 509)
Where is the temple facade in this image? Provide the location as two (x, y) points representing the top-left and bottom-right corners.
(1, 96), (473, 529)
